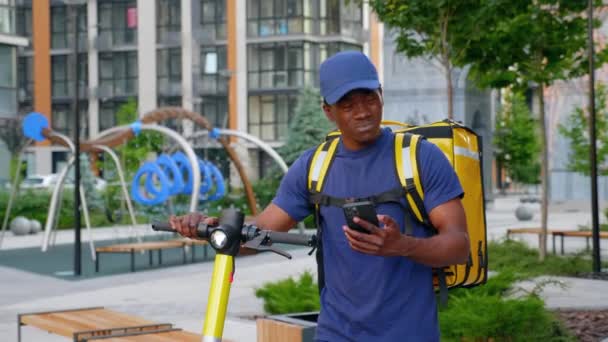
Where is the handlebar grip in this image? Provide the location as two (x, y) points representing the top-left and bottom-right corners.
(267, 231), (313, 246)
(151, 221), (175, 232)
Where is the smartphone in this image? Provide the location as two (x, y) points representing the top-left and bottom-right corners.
(342, 201), (379, 234)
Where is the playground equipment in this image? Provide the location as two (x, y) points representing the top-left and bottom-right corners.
(2, 107), (263, 255)
(152, 208), (316, 341)
(130, 152), (226, 206)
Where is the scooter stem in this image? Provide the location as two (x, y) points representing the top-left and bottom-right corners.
(202, 254), (233, 341)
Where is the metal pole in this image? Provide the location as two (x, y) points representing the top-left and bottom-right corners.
(588, 0), (601, 274)
(70, 3), (82, 276)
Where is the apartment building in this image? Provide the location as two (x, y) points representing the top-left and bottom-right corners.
(12, 0), (383, 179)
(0, 0), (28, 180)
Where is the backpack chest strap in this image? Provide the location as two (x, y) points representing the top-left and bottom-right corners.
(309, 187), (406, 208)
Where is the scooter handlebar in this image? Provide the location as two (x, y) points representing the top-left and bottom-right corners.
(151, 221), (175, 233)
(263, 231), (315, 247)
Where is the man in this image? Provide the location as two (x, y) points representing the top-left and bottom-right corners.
(171, 51), (469, 341)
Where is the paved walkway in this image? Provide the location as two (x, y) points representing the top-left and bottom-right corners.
(1, 195), (607, 341)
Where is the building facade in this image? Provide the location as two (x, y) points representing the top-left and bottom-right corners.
(0, 0), (28, 180)
(14, 0), (383, 180)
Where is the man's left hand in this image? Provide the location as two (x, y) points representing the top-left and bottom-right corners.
(343, 214), (413, 257)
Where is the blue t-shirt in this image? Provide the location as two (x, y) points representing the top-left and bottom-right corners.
(273, 128), (463, 342)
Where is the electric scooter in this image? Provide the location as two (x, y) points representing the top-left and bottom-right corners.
(152, 208), (317, 342)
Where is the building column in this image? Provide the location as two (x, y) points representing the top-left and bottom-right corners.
(227, 0), (237, 133)
(236, 0), (247, 132)
(137, 0), (156, 115)
(87, 0), (99, 137)
(181, 0), (195, 136)
(32, 0), (52, 174)
(369, 12), (384, 85)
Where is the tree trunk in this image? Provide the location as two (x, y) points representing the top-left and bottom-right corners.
(538, 84), (549, 261)
(446, 65), (454, 120)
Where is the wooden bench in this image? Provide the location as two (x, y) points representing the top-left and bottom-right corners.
(552, 230), (608, 255)
(87, 328), (203, 341)
(506, 228), (608, 254)
(95, 239), (210, 272)
(18, 307), (174, 342)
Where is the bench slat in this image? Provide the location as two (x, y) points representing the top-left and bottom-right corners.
(96, 241), (185, 253)
(20, 308), (156, 338)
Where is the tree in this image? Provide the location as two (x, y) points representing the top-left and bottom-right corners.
(279, 86), (334, 166)
(559, 83), (608, 176)
(369, 0), (478, 119)
(494, 92), (541, 186)
(458, 0), (608, 260)
(0, 116), (29, 182)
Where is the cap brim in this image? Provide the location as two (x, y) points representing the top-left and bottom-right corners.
(325, 79), (381, 105)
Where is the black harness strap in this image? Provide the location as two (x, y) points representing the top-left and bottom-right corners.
(309, 187), (406, 208)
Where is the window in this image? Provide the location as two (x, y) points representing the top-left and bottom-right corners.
(51, 102), (89, 138)
(157, 0), (180, 43)
(200, 45), (227, 94)
(99, 51), (138, 97)
(201, 0), (226, 40)
(98, 0), (137, 47)
(99, 100), (126, 131)
(200, 95), (227, 128)
(16, 4), (30, 38)
(52, 54), (88, 98)
(341, 0), (362, 38)
(0, 0), (15, 35)
(247, 42), (317, 90)
(157, 48), (181, 97)
(248, 93), (298, 141)
(17, 56), (32, 101)
(52, 55), (69, 97)
(247, 0), (311, 37)
(51, 5), (87, 49)
(0, 44), (16, 117)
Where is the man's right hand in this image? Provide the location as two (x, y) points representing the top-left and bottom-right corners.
(169, 212), (219, 239)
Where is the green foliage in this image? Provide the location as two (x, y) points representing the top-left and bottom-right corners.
(440, 289), (574, 341)
(252, 177), (280, 210)
(461, 1), (605, 90)
(254, 271), (320, 315)
(441, 270), (574, 341)
(494, 92), (541, 184)
(491, 239), (594, 278)
(0, 190), (76, 229)
(369, 0), (476, 63)
(369, 0), (479, 117)
(559, 83), (608, 176)
(79, 154), (103, 209)
(279, 87), (334, 166)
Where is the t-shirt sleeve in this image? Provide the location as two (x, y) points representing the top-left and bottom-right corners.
(418, 139), (464, 214)
(271, 149), (314, 222)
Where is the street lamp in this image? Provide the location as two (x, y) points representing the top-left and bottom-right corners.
(587, 0), (601, 274)
(64, 0), (86, 276)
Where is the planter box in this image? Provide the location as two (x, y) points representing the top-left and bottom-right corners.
(257, 312), (319, 342)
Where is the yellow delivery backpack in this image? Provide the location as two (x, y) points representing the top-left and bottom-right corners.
(308, 119), (488, 301)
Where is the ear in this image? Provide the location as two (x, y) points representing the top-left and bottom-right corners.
(377, 88), (384, 106)
(323, 103), (336, 123)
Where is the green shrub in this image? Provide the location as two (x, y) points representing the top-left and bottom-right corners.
(490, 239), (593, 277)
(440, 270), (574, 341)
(440, 292), (574, 341)
(254, 271), (320, 315)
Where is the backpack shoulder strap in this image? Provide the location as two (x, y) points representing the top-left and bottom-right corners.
(393, 132), (430, 226)
(308, 138), (340, 193)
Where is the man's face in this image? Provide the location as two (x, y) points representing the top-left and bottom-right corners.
(323, 89), (383, 150)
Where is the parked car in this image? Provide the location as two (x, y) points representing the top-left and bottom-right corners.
(20, 174), (107, 192)
(20, 174), (59, 190)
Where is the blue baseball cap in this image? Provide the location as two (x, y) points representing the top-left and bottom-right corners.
(319, 51), (380, 105)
